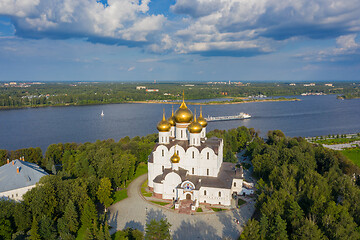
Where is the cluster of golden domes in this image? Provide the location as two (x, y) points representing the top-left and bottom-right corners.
(156, 93), (208, 132)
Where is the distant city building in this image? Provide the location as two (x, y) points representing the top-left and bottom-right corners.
(0, 159), (48, 201)
(148, 95), (253, 211)
(146, 89), (159, 92)
(289, 83), (296, 86)
(303, 83), (315, 86)
(136, 86), (146, 90)
(325, 83), (333, 87)
(9, 82), (17, 85)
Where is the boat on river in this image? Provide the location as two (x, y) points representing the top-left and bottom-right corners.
(205, 112), (251, 122)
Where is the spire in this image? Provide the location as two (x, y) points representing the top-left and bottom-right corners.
(180, 90), (187, 109)
(200, 106), (203, 117)
(194, 108), (197, 122)
(171, 105), (174, 116)
(162, 108), (166, 121)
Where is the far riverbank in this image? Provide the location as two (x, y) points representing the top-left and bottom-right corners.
(128, 97), (300, 105)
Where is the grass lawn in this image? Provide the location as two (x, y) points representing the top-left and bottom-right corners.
(196, 207), (203, 212)
(111, 189), (128, 204)
(314, 137), (360, 145)
(112, 163), (148, 204)
(211, 207), (226, 212)
(141, 180), (152, 197)
(342, 148), (360, 167)
(238, 199), (246, 207)
(150, 201), (169, 206)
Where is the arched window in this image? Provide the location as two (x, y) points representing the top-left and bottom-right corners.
(181, 131), (183, 138)
(162, 166), (164, 172)
(192, 151), (194, 159)
(177, 150), (179, 155)
(218, 191), (221, 197)
(207, 152), (210, 159)
(234, 182), (236, 187)
(162, 149), (164, 157)
(204, 190), (207, 196)
(192, 168), (194, 174)
(207, 169), (209, 176)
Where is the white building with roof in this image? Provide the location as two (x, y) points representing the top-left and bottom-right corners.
(148, 94), (249, 210)
(0, 159), (48, 201)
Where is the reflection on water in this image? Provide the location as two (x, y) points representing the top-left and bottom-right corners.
(0, 95), (359, 151)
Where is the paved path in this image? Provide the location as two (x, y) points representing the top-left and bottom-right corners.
(108, 174), (255, 240)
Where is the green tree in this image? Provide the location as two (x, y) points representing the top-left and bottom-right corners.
(269, 215), (288, 240)
(240, 219), (260, 240)
(145, 218), (171, 240)
(292, 218), (325, 240)
(29, 217), (41, 240)
(97, 177), (113, 209)
(0, 218), (13, 240)
(81, 199), (98, 231)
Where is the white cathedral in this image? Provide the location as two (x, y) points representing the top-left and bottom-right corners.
(147, 95), (250, 209)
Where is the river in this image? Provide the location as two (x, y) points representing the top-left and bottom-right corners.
(0, 95), (359, 151)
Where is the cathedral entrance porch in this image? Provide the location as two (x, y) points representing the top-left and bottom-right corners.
(186, 193), (191, 200)
(179, 199), (193, 214)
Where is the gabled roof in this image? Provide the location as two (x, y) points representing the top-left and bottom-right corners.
(0, 160), (48, 193)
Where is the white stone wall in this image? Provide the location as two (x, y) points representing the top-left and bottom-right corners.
(231, 179), (243, 195)
(0, 185), (36, 201)
(198, 187), (231, 206)
(163, 172), (181, 200)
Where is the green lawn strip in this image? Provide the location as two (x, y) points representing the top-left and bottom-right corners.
(111, 189), (128, 204)
(140, 180), (152, 197)
(238, 199), (246, 206)
(150, 201), (169, 206)
(112, 163), (148, 204)
(196, 207), (203, 212)
(314, 137), (360, 145)
(341, 148), (360, 167)
(211, 207), (226, 212)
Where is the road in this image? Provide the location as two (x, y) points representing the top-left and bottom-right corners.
(107, 174), (255, 240)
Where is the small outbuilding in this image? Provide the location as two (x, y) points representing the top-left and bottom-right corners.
(0, 159), (48, 201)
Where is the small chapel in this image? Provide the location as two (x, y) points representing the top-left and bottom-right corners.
(147, 94), (252, 210)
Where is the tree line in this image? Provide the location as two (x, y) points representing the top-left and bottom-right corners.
(0, 82), (358, 109)
(0, 134), (157, 240)
(241, 130), (360, 240)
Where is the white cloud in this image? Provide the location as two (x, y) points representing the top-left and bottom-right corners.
(169, 0), (360, 56)
(0, 0), (165, 43)
(296, 34), (360, 63)
(1, 0), (360, 57)
(127, 66), (135, 71)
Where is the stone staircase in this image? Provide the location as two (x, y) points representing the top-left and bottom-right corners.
(179, 199), (192, 214)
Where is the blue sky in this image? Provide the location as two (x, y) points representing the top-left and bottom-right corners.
(0, 0), (359, 82)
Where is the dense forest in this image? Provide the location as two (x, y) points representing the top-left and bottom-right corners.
(241, 130), (360, 240)
(0, 82), (358, 109)
(0, 135), (157, 240)
(1, 127), (360, 239)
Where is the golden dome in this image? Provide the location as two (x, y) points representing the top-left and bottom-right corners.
(188, 109), (203, 134)
(167, 106), (176, 126)
(157, 110), (171, 132)
(197, 106), (208, 127)
(174, 92), (193, 123)
(170, 149), (180, 163)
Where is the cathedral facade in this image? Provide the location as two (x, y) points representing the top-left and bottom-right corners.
(147, 96), (246, 208)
